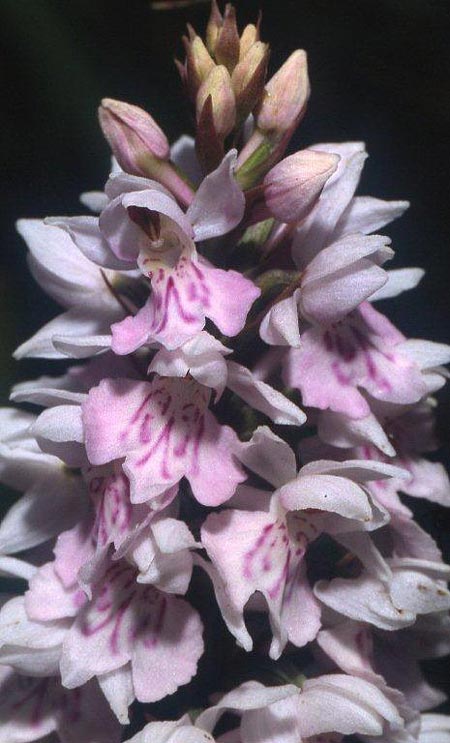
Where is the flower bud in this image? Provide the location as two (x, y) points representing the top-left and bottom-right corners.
(213, 4), (240, 72)
(196, 65), (236, 138)
(239, 23), (260, 59)
(256, 50), (310, 136)
(206, 0), (223, 55)
(98, 98), (169, 175)
(264, 149), (340, 223)
(232, 41), (269, 123)
(184, 32), (215, 100)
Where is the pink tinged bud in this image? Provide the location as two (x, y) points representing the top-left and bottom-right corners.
(256, 49), (310, 135)
(213, 3), (240, 72)
(184, 34), (215, 100)
(206, 0), (223, 54)
(264, 149), (340, 223)
(99, 99), (170, 174)
(239, 23), (260, 59)
(196, 65), (236, 138)
(231, 41), (270, 123)
(99, 99), (194, 207)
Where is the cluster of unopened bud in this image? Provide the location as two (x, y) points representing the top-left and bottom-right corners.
(97, 2), (326, 227)
(177, 2), (270, 171)
(177, 1), (311, 185)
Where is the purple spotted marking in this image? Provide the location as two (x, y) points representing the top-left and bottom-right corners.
(80, 562), (168, 655)
(120, 377), (210, 483)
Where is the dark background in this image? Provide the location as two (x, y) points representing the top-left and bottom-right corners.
(1, 0), (449, 708)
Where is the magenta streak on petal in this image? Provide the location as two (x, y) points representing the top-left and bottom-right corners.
(140, 593), (168, 649)
(188, 414), (205, 478)
(80, 563), (131, 637)
(350, 324), (393, 392)
(189, 261), (210, 309)
(334, 332), (357, 362)
(331, 360), (353, 386)
(243, 523), (275, 579)
(109, 594), (134, 655)
(92, 474), (133, 547)
(173, 407), (197, 458)
(243, 521), (292, 600)
(268, 548), (291, 600)
(151, 275), (198, 335)
(129, 392), (155, 427)
(136, 417), (175, 481)
(283, 555), (304, 603)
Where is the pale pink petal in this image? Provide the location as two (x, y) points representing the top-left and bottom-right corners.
(280, 561), (321, 647)
(398, 338), (450, 370)
(400, 456), (450, 506)
(285, 304), (428, 418)
(115, 258), (257, 352)
(111, 299), (155, 355)
(193, 553), (253, 652)
(47, 216), (129, 270)
(388, 562), (450, 615)
(60, 563), (203, 705)
(83, 377), (244, 505)
(10, 385), (86, 407)
(302, 233), (392, 286)
(25, 562), (86, 622)
(0, 473), (86, 555)
(14, 309), (118, 361)
(171, 134), (203, 185)
(300, 234), (393, 324)
(226, 361), (306, 426)
(299, 458), (406, 483)
(333, 196), (409, 238)
(124, 720), (214, 743)
(188, 150), (245, 240)
(53, 333), (112, 359)
(32, 405), (85, 467)
(0, 556), (36, 582)
(295, 674), (402, 738)
(130, 591), (203, 702)
(314, 575), (416, 630)
(148, 332), (231, 399)
(187, 411), (246, 505)
(419, 714), (450, 742)
(277, 473), (372, 521)
(317, 621), (377, 680)
(104, 172), (167, 200)
(239, 694), (301, 743)
(197, 680), (299, 734)
(260, 291), (301, 348)
(0, 596), (69, 653)
(238, 426), (297, 489)
(80, 190), (109, 211)
(98, 666), (134, 725)
(198, 261), (260, 338)
(292, 142), (367, 264)
(17, 219), (122, 312)
(101, 188), (193, 263)
(202, 509), (291, 657)
(369, 267), (425, 301)
(317, 409), (395, 456)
